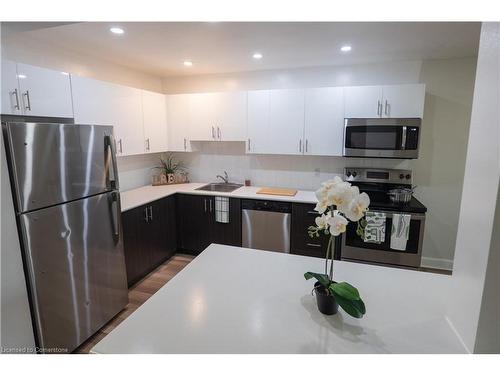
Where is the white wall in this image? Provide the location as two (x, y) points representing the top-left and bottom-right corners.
(164, 58), (477, 270)
(446, 22), (500, 353)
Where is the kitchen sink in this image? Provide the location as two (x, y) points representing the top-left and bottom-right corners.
(195, 183), (243, 193)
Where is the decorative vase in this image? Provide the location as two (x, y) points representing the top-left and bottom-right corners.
(313, 281), (338, 315)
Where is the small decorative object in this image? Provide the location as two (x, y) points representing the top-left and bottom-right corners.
(152, 153), (188, 186)
(304, 176), (370, 318)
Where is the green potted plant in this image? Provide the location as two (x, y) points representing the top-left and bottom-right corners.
(304, 176), (370, 318)
(154, 153), (186, 184)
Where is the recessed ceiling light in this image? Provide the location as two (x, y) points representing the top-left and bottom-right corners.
(110, 27), (124, 35)
(183, 60), (193, 67)
(340, 45), (352, 52)
(252, 52), (263, 60)
(17, 74), (26, 79)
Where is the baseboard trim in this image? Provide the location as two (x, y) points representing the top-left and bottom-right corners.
(421, 256), (454, 271)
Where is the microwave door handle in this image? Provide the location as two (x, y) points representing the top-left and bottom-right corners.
(401, 126), (407, 150)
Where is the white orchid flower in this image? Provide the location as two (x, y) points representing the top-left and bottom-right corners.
(344, 192), (370, 222)
(326, 182), (353, 211)
(326, 214), (349, 236)
(314, 211), (332, 231)
(314, 198), (329, 214)
(321, 175), (344, 190)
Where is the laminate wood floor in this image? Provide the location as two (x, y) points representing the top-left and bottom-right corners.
(74, 253), (195, 354)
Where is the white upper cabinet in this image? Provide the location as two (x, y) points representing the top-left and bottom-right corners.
(16, 63), (73, 118)
(189, 93), (216, 141)
(344, 84), (425, 119)
(189, 91), (247, 141)
(142, 90), (168, 153)
(1, 59), (21, 115)
(213, 91), (247, 141)
(344, 85), (383, 118)
(304, 87), (344, 156)
(247, 89), (305, 155)
(167, 94), (191, 152)
(72, 75), (144, 156)
(1, 61), (73, 117)
(381, 84), (426, 118)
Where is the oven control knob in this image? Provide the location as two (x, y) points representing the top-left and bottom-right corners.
(399, 174), (404, 179)
(352, 171), (357, 177)
(406, 174), (411, 180)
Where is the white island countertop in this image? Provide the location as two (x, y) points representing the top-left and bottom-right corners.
(91, 244), (465, 354)
(120, 183), (318, 212)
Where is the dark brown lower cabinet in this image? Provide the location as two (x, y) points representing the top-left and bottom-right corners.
(291, 203), (341, 259)
(122, 195), (176, 287)
(176, 194), (241, 254)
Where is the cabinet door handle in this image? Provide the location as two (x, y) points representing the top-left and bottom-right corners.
(184, 138), (187, 151)
(377, 100), (381, 116)
(204, 198), (207, 213)
(384, 100), (389, 116)
(118, 139), (123, 154)
(307, 210), (319, 215)
(148, 206), (153, 221)
(23, 90), (31, 111)
(12, 89), (20, 110)
(212, 126), (215, 139)
(145, 138), (150, 151)
(306, 243), (322, 248)
(209, 199), (212, 212)
(248, 139), (251, 151)
(217, 126), (220, 140)
(305, 139), (308, 153)
(144, 207), (149, 223)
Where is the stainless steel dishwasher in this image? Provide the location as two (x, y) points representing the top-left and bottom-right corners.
(241, 199), (292, 253)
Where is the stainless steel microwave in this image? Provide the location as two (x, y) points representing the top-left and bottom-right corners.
(343, 118), (421, 159)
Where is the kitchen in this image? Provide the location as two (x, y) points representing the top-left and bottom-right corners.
(0, 13), (499, 367)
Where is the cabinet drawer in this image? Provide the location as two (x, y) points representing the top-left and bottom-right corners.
(291, 203), (336, 259)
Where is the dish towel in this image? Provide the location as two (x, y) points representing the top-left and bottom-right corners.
(214, 196), (230, 223)
(390, 213), (411, 251)
(363, 211), (386, 243)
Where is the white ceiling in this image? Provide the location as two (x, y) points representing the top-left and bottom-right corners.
(5, 22), (481, 78)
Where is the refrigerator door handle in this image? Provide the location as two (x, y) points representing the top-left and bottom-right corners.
(105, 134), (120, 190)
(111, 191), (121, 240)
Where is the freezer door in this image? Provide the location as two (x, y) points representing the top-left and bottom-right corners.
(19, 191), (128, 353)
(3, 122), (118, 213)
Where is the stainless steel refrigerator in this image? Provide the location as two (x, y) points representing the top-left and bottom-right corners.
(2, 121), (128, 353)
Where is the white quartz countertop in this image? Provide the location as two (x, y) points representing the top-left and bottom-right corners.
(120, 182), (318, 212)
(91, 244), (464, 354)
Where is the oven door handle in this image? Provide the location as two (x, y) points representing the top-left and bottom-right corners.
(369, 209), (425, 220)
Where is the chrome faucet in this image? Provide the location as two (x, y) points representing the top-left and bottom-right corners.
(216, 171), (229, 184)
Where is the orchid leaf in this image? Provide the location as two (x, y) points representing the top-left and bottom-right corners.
(304, 272), (331, 288)
(333, 293), (366, 318)
(330, 282), (360, 301)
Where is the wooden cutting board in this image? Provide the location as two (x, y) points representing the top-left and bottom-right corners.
(256, 187), (297, 197)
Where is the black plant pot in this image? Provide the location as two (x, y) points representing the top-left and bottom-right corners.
(314, 282), (339, 315)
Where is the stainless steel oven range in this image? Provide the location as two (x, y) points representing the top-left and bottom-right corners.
(340, 168), (427, 268)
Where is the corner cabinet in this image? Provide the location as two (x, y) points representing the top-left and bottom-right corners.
(344, 84), (425, 119)
(176, 194), (241, 254)
(121, 196), (176, 287)
(142, 90), (168, 153)
(166, 94), (192, 152)
(1, 60), (73, 118)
